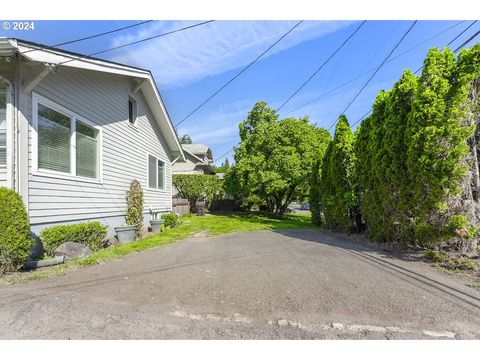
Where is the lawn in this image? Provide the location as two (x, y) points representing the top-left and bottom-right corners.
(1, 211), (312, 285)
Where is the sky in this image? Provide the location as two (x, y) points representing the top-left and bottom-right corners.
(2, 20), (479, 164)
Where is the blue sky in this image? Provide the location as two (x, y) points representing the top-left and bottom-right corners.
(2, 20), (479, 164)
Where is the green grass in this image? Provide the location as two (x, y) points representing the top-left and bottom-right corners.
(1, 211), (312, 285)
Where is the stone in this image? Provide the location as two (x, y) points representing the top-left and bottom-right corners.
(54, 242), (93, 261)
(277, 319), (289, 327)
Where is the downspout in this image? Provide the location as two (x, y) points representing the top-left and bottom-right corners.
(14, 52), (20, 192)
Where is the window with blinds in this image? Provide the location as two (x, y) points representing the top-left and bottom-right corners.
(35, 96), (101, 180)
(37, 103), (71, 174)
(0, 84), (7, 166)
(76, 122), (99, 179)
(148, 154), (165, 190)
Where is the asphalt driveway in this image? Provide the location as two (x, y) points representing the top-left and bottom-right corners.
(1, 229), (480, 339)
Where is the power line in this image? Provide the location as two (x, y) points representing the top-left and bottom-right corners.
(21, 20), (153, 54)
(414, 20), (477, 75)
(174, 20), (304, 128)
(57, 20), (215, 66)
(276, 21), (367, 112)
(287, 21), (464, 116)
(213, 147), (235, 164)
(328, 20), (417, 130)
(351, 23), (478, 129)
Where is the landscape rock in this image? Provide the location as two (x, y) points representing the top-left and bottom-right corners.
(54, 242), (93, 261)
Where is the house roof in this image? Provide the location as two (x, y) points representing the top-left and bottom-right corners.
(182, 144), (212, 160)
(0, 37), (185, 162)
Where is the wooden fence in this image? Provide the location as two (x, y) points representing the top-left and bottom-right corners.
(172, 197), (190, 216)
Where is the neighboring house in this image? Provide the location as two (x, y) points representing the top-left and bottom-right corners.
(172, 144), (215, 175)
(0, 37), (185, 239)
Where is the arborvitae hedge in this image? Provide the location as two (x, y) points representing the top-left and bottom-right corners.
(310, 44), (480, 252)
(319, 115), (359, 231)
(352, 44), (480, 251)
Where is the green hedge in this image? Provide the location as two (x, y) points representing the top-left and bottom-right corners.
(162, 213), (179, 228)
(40, 221), (108, 256)
(0, 187), (33, 273)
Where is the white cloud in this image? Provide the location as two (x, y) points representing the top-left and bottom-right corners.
(109, 20), (355, 88)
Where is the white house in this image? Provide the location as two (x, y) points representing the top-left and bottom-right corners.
(172, 143), (215, 175)
(0, 37), (185, 239)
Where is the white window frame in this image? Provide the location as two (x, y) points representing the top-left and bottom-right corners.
(128, 95), (138, 127)
(146, 152), (166, 192)
(32, 92), (103, 183)
(0, 79), (13, 188)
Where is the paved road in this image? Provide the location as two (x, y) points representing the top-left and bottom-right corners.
(1, 229), (480, 339)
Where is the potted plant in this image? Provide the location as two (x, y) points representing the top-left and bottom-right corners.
(115, 180), (144, 243)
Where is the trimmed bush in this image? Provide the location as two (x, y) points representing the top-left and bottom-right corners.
(0, 187), (33, 273)
(162, 213), (179, 228)
(40, 221), (108, 256)
(126, 179), (144, 238)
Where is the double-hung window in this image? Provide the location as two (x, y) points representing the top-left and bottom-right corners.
(34, 94), (101, 180)
(148, 154), (165, 190)
(0, 82), (7, 166)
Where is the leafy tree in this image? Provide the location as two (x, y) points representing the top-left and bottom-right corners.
(225, 101), (330, 216)
(319, 115), (359, 231)
(173, 174), (223, 212)
(179, 134), (192, 144)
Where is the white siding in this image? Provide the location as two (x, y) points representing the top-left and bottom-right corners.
(25, 66), (173, 226)
(0, 60), (15, 188)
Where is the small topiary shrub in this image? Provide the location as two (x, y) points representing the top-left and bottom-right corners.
(126, 179), (144, 238)
(162, 213), (179, 228)
(40, 221), (108, 256)
(0, 187), (33, 273)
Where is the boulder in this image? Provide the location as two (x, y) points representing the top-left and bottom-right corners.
(54, 242), (93, 261)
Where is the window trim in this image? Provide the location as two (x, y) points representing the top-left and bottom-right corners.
(146, 152), (166, 192)
(0, 80), (12, 171)
(32, 92), (103, 183)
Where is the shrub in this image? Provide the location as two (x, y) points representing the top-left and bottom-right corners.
(126, 180), (144, 238)
(40, 221), (108, 256)
(0, 187), (33, 273)
(162, 213), (179, 228)
(424, 249), (446, 263)
(173, 174), (223, 212)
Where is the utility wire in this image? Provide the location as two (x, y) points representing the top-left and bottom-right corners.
(21, 20), (153, 54)
(414, 20), (477, 74)
(276, 21), (367, 112)
(287, 21), (464, 116)
(57, 20), (215, 66)
(213, 147), (236, 164)
(174, 20), (304, 128)
(351, 22), (478, 129)
(328, 20), (417, 130)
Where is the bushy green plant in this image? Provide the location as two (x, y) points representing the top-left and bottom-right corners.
(161, 213), (179, 228)
(173, 174), (223, 212)
(126, 179), (144, 238)
(0, 187), (33, 273)
(40, 221), (108, 256)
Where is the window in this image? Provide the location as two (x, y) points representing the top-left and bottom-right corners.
(128, 97), (137, 125)
(37, 104), (71, 173)
(76, 122), (99, 179)
(34, 94), (101, 180)
(148, 154), (165, 190)
(0, 83), (6, 166)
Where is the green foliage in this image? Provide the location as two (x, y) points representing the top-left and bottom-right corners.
(225, 101), (331, 216)
(126, 180), (144, 238)
(161, 213), (179, 228)
(173, 174), (223, 211)
(179, 134), (192, 144)
(0, 187), (33, 273)
(212, 158), (231, 173)
(319, 115), (359, 231)
(424, 249), (446, 263)
(40, 221), (108, 256)
(353, 44), (480, 247)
